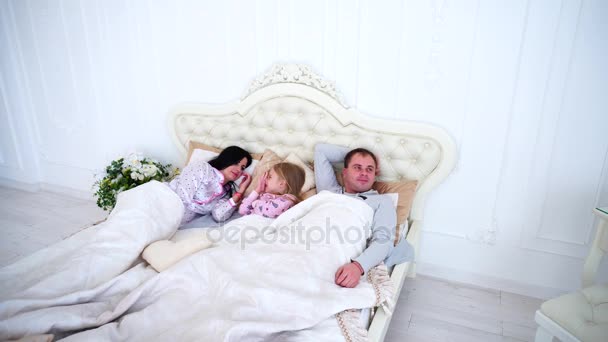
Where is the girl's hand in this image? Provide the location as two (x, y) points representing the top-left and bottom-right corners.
(256, 171), (268, 193)
(238, 172), (252, 193)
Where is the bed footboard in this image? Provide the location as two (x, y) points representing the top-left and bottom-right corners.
(367, 220), (422, 341)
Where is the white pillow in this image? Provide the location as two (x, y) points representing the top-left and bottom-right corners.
(142, 232), (213, 272)
(283, 152), (316, 193)
(189, 148), (258, 186)
(384, 192), (399, 208)
(189, 148), (218, 164)
(383, 192), (410, 238)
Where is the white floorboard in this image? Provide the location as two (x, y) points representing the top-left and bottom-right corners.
(0, 186), (107, 267)
(0, 186), (543, 342)
(385, 274), (543, 342)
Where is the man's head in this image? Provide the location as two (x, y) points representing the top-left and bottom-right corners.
(342, 148), (379, 193)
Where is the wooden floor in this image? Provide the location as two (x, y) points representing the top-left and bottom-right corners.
(0, 186), (542, 342)
(385, 276), (542, 341)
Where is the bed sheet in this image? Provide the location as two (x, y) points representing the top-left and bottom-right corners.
(0, 185), (391, 341)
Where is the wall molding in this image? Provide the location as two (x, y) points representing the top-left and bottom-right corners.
(0, 6), (25, 170)
(0, 176), (96, 201)
(1, 0), (605, 297)
(519, 0), (589, 258)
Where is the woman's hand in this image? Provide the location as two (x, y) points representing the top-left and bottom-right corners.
(255, 171), (268, 193)
(238, 172), (252, 194)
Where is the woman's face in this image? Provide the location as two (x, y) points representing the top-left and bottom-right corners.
(221, 157), (248, 183)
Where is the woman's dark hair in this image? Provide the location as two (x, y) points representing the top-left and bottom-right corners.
(209, 146), (252, 171)
(209, 146), (253, 195)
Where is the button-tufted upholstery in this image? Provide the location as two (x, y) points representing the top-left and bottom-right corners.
(540, 284), (608, 342)
(175, 97), (441, 183)
(169, 63), (458, 342)
(535, 208), (608, 342)
(169, 64), (457, 223)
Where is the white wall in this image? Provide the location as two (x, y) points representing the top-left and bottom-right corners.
(1, 0), (607, 298)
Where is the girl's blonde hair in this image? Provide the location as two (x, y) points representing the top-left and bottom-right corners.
(272, 162), (305, 203)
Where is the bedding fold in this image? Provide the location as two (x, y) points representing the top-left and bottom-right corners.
(1, 190), (387, 342)
(0, 181), (183, 339)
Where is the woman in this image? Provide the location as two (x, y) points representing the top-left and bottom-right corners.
(168, 146), (253, 224)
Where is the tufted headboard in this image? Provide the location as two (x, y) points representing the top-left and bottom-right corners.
(168, 64), (457, 222)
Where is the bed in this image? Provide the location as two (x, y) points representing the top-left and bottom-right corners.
(168, 64), (457, 341)
(0, 64), (456, 341)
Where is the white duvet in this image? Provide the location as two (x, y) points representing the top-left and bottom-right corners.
(0, 181), (386, 341)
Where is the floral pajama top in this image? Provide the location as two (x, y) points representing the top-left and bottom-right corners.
(167, 160), (237, 224)
(238, 191), (296, 218)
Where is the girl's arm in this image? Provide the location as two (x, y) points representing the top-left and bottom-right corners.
(238, 191), (260, 216)
(259, 195), (295, 218)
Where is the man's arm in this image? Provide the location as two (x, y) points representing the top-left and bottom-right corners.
(313, 143), (349, 193)
(352, 195), (396, 273)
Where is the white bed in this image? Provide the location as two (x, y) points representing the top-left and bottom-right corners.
(168, 63), (458, 341)
(0, 64), (456, 342)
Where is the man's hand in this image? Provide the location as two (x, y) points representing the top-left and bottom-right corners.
(335, 262), (363, 288)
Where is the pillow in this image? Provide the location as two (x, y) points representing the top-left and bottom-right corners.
(327, 168), (418, 243)
(186, 141), (263, 164)
(333, 168), (416, 223)
(384, 192), (399, 208)
(186, 141), (221, 164)
(142, 232), (213, 272)
(244, 149), (283, 196)
(372, 179), (418, 243)
(301, 188), (317, 200)
(189, 148), (220, 164)
(283, 152), (316, 193)
(244, 149), (317, 196)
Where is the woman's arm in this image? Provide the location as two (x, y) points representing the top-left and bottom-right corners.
(211, 198), (238, 222)
(169, 160), (216, 213)
(212, 173), (252, 222)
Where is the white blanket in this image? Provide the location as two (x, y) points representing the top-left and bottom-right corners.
(0, 181), (184, 339)
(0, 184), (384, 341)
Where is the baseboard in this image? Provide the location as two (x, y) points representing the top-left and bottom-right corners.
(39, 183), (96, 201)
(416, 261), (566, 300)
(0, 177), (95, 201)
(0, 176), (41, 192)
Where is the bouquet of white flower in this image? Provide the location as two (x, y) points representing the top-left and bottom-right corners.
(94, 152), (178, 211)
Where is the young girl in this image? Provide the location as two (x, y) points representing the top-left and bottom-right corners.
(238, 162), (305, 218)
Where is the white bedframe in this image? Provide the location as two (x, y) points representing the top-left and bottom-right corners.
(168, 64), (457, 341)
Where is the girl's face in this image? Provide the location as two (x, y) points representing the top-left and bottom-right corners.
(221, 157), (248, 183)
(265, 168), (287, 194)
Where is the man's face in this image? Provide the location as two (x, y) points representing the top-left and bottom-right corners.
(342, 153), (377, 193)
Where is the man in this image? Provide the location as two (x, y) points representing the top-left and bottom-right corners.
(314, 143), (413, 288)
